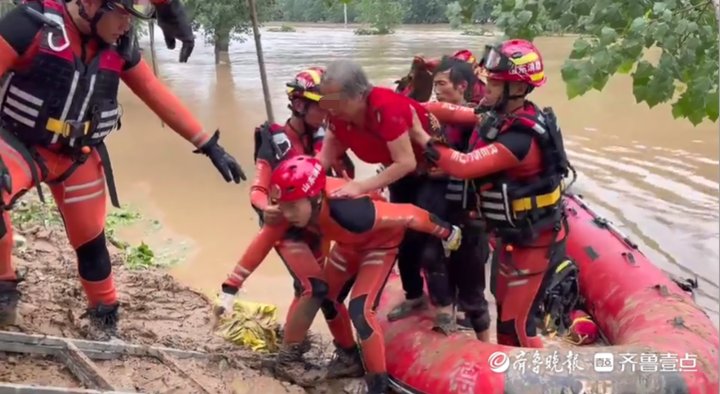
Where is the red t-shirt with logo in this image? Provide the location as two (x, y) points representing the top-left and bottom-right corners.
(328, 87), (430, 167)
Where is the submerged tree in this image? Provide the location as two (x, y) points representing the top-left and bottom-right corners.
(493, 0), (719, 125)
(184, 0), (277, 64)
(355, 0), (405, 34)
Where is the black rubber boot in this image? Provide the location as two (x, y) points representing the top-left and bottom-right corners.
(83, 303), (120, 340)
(365, 372), (389, 394)
(325, 342), (365, 379)
(0, 279), (21, 327)
(274, 343), (324, 387)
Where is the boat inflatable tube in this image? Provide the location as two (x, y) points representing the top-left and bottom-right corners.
(378, 193), (719, 394)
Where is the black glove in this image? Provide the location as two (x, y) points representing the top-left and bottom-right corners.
(195, 130), (246, 183)
(155, 0), (195, 63)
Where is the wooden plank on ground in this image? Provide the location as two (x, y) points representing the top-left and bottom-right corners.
(57, 340), (116, 391)
(0, 382), (137, 394)
(152, 350), (211, 394)
(0, 331), (208, 360)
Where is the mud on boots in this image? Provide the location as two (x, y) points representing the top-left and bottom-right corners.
(219, 155), (462, 388)
(0, 0), (245, 337)
(325, 341), (364, 379)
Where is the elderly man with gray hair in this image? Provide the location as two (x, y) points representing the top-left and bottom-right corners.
(315, 59), (443, 394)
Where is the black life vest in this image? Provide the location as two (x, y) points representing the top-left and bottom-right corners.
(439, 121), (475, 208)
(473, 102), (570, 240)
(0, 0), (123, 149)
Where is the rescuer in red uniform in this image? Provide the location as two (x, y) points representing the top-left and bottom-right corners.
(410, 39), (573, 348)
(247, 67), (360, 381)
(216, 155), (462, 392)
(0, 0), (244, 337)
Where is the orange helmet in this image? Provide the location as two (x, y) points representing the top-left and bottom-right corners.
(482, 39), (546, 87)
(452, 49), (477, 65)
(286, 67), (325, 102)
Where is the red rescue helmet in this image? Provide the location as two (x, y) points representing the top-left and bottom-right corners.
(270, 155), (326, 202)
(286, 67), (325, 102)
(106, 0), (154, 20)
(482, 39), (546, 87)
(452, 49), (477, 65)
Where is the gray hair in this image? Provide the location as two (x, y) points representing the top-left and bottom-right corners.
(323, 60), (372, 98)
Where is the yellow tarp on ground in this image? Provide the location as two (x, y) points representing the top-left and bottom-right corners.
(214, 299), (280, 353)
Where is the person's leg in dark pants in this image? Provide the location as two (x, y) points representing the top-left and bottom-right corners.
(415, 178), (456, 333)
(387, 175), (427, 321)
(451, 217), (491, 341)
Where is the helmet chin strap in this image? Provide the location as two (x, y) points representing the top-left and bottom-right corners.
(289, 99), (318, 135)
(478, 82), (531, 113)
(76, 0), (106, 38)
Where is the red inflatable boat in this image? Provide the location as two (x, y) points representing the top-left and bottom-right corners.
(377, 193), (719, 394)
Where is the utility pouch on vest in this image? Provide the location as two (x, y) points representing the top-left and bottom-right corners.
(270, 131), (291, 161)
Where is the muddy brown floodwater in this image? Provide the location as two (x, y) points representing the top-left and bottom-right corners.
(108, 24), (719, 337)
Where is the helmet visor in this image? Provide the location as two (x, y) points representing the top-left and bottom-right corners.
(106, 0), (155, 20)
(482, 45), (513, 73)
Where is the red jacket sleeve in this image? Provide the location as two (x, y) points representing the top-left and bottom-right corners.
(121, 60), (212, 148)
(432, 142), (522, 179)
(222, 223), (288, 289)
(422, 101), (478, 126)
(249, 159), (272, 211)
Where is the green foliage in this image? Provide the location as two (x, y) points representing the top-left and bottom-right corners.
(495, 0), (719, 125)
(275, 0), (360, 23)
(183, 0), (277, 46)
(355, 0), (405, 34)
(446, 1), (463, 29)
(10, 192), (172, 271)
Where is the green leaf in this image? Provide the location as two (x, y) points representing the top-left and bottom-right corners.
(599, 26), (618, 46)
(628, 17), (647, 35)
(516, 10), (533, 25)
(562, 61), (594, 99)
(617, 59), (635, 74)
(652, 22), (671, 42)
(706, 91), (719, 122)
(591, 48), (612, 71)
(560, 61), (581, 80)
(633, 60), (654, 83)
(569, 39), (592, 59)
(652, 2), (667, 15)
(501, 0), (516, 12)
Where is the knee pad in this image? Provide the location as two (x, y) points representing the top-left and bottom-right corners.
(320, 298), (338, 320)
(348, 295), (373, 341)
(76, 232), (111, 281)
(307, 277), (329, 300)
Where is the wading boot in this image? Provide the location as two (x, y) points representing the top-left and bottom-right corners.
(325, 342), (364, 379)
(84, 303), (120, 341)
(365, 373), (389, 394)
(386, 295), (427, 322)
(274, 342), (324, 387)
(0, 279), (21, 327)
